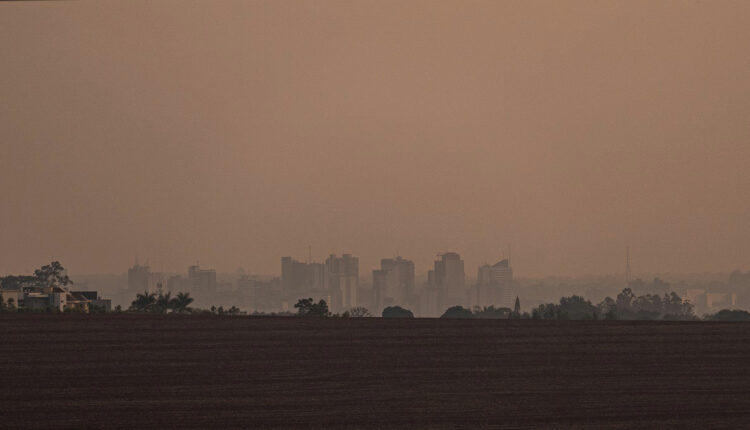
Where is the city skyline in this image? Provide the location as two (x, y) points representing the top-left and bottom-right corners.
(0, 244), (735, 281)
(2, 1), (749, 277)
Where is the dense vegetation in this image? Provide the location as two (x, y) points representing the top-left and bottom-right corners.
(382, 306), (414, 318)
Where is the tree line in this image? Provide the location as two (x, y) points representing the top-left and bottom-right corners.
(437, 289), (700, 321)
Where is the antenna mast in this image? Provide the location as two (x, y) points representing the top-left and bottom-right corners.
(625, 247), (632, 285)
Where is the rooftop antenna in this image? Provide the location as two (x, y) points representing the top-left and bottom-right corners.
(625, 246), (632, 285)
(307, 245), (312, 263)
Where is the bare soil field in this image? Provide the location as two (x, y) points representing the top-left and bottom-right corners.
(2, 315), (750, 429)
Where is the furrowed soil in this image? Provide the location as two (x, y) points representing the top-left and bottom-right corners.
(2, 315), (750, 429)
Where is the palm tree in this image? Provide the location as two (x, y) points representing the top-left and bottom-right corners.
(130, 291), (157, 312)
(156, 292), (172, 314)
(170, 292), (193, 314)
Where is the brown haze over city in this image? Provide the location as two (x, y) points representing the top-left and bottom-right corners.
(1, 1), (749, 278)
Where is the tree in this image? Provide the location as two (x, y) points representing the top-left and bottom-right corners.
(226, 306), (242, 315)
(632, 294), (662, 319)
(531, 303), (561, 320)
(513, 296), (521, 316)
(130, 291), (157, 312)
(348, 307), (372, 317)
(472, 306), (512, 319)
(597, 297), (616, 317)
(294, 298), (330, 317)
(706, 309), (750, 321)
(662, 292), (694, 320)
(170, 292), (194, 314)
(599, 288), (695, 320)
(440, 306), (473, 318)
(558, 295), (597, 320)
(382, 306), (414, 318)
(616, 288), (635, 314)
(34, 261), (73, 289)
(155, 292), (172, 314)
(531, 296), (596, 320)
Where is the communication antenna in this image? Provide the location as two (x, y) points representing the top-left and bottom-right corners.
(307, 245), (312, 263)
(625, 247), (632, 285)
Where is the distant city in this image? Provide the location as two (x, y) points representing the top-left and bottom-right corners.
(121, 252), (512, 317)
(104, 250), (744, 317)
(2, 250), (747, 318)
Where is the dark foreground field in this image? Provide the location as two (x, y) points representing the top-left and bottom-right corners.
(2, 316), (750, 429)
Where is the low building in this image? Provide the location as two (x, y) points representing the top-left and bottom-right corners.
(17, 287), (111, 312)
(0, 289), (23, 308)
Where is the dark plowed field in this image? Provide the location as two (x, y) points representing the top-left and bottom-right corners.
(2, 315), (750, 429)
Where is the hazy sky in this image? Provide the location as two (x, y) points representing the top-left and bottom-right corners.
(1, 1), (749, 278)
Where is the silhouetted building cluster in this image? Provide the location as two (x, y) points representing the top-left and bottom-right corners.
(280, 254), (358, 312)
(279, 251), (514, 316)
(120, 251), (516, 316)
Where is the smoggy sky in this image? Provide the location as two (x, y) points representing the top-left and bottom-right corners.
(1, 1), (749, 278)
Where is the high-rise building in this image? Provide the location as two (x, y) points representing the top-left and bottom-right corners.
(476, 259), (514, 307)
(188, 264), (217, 296)
(326, 254), (358, 311)
(127, 264), (150, 292)
(372, 256), (415, 312)
(127, 263), (165, 293)
(435, 252), (465, 307)
(236, 275), (257, 308)
(281, 256), (326, 294)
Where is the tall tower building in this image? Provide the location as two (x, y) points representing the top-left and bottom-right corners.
(435, 252), (465, 307)
(188, 264), (217, 296)
(372, 256), (415, 312)
(127, 263), (150, 292)
(281, 256), (326, 294)
(326, 254), (358, 311)
(476, 259), (514, 307)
